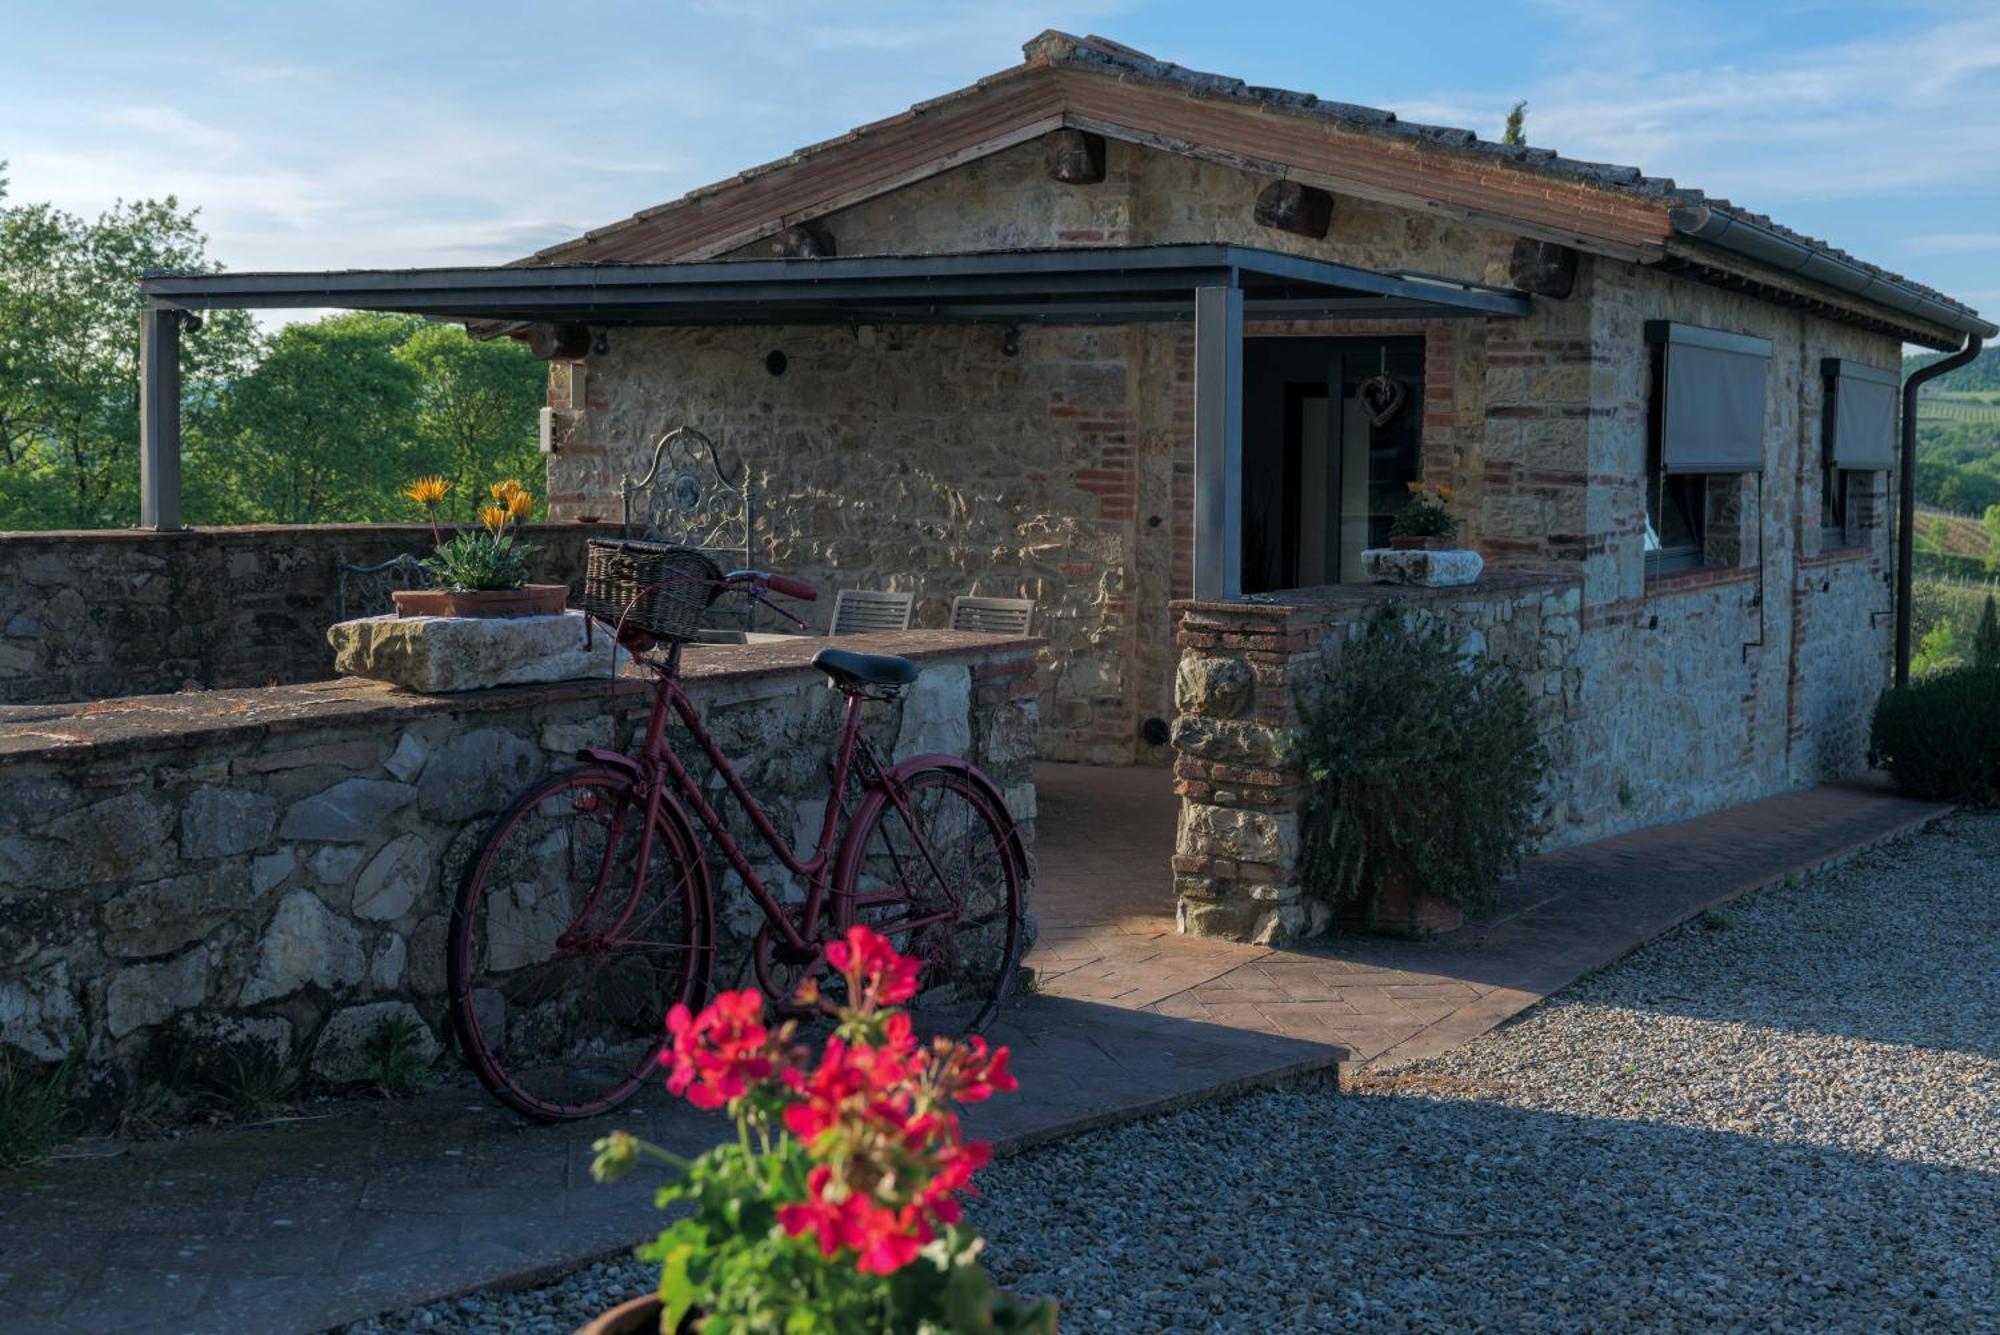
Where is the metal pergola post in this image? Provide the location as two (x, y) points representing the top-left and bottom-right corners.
(1192, 284), (1243, 602)
(139, 307), (183, 532)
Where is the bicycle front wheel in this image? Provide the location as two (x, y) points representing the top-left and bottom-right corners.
(833, 766), (1025, 1036)
(448, 767), (710, 1121)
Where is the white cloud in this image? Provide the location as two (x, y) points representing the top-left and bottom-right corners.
(1406, 9), (2000, 204)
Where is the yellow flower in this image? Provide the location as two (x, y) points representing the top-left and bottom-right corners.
(490, 478), (525, 503)
(507, 490), (536, 521)
(479, 503), (509, 533)
(1406, 481), (1424, 495)
(404, 476), (450, 506)
(1437, 486), (1457, 503)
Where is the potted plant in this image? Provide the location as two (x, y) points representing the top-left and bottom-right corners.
(583, 927), (1057, 1335)
(1297, 610), (1547, 940)
(392, 476), (568, 618)
(1388, 482), (1460, 551)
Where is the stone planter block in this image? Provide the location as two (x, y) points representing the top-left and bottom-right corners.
(327, 610), (616, 693)
(1361, 547), (1484, 588)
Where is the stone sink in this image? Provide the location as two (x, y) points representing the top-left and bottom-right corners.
(327, 610), (618, 693)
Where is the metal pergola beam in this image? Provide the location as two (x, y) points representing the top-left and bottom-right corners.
(134, 244), (1533, 557)
(139, 244), (1532, 323)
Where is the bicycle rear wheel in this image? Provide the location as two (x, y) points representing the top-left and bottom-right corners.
(833, 766), (1025, 1036)
(448, 767), (710, 1121)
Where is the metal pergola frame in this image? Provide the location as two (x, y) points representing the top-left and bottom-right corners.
(137, 243), (1532, 598)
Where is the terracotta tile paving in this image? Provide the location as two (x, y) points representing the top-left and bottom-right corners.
(1026, 763), (1952, 1064)
(0, 764), (1947, 1333)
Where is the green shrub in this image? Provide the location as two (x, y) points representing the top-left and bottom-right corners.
(1973, 595), (2000, 669)
(1872, 665), (2000, 804)
(1295, 610), (1547, 923)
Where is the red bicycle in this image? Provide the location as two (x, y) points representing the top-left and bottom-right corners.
(446, 544), (1028, 1122)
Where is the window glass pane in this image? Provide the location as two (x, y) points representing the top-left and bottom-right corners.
(1646, 475), (1702, 553)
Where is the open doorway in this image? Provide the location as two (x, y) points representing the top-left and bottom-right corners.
(1240, 337), (1425, 595)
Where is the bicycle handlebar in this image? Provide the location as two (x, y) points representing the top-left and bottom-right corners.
(763, 573), (818, 603)
(725, 569), (818, 602)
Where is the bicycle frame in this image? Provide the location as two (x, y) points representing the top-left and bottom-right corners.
(590, 640), (874, 959)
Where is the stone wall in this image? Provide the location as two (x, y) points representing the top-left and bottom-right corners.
(0, 523), (597, 707)
(0, 632), (1037, 1111)
(1171, 574), (1583, 943)
(543, 136), (1534, 767)
(545, 130), (1898, 834)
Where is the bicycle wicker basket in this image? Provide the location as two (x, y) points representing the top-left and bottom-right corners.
(576, 539), (723, 641)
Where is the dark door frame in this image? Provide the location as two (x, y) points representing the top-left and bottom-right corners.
(1241, 335), (1426, 594)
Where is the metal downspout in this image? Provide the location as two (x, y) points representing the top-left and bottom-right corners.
(1896, 335), (1984, 686)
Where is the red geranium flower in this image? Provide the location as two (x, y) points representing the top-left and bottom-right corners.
(661, 988), (776, 1110)
(826, 924), (922, 1006)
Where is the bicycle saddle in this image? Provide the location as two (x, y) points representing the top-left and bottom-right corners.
(811, 647), (920, 690)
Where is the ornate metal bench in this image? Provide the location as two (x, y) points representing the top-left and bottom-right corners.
(623, 426), (755, 632)
(336, 552), (433, 621)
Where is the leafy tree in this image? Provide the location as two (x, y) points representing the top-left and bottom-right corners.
(212, 313), (423, 524)
(1929, 464), (2000, 517)
(394, 321), (545, 521)
(0, 166), (256, 529)
(1903, 347), (2000, 394)
(1502, 100), (1528, 147)
(1913, 617), (1961, 677)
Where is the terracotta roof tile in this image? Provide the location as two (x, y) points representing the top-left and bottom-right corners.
(523, 28), (1980, 328)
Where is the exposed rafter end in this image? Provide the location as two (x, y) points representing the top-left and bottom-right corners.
(1253, 180), (1333, 239)
(1044, 128), (1106, 184)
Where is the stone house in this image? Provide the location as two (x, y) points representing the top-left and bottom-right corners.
(135, 32), (1992, 942)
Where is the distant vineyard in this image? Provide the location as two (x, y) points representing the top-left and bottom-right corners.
(1917, 394), (2000, 426)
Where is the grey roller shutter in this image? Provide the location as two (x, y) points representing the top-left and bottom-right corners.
(1823, 359), (1898, 470)
(1647, 322), (1772, 474)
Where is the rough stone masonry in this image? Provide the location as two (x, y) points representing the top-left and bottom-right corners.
(0, 633), (1037, 1111)
(544, 132), (1898, 886)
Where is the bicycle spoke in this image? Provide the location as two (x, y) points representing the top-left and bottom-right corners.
(450, 769), (708, 1122)
(838, 768), (1023, 1037)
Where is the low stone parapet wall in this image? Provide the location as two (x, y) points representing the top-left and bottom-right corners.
(1170, 572), (1583, 944)
(0, 522), (598, 706)
(0, 630), (1038, 1110)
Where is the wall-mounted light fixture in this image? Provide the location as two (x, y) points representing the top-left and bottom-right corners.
(1001, 326), (1021, 358)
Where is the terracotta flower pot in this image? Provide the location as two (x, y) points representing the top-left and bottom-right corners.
(1387, 535), (1455, 552)
(390, 584), (568, 619)
(575, 1295), (677, 1335)
(1339, 873), (1465, 939)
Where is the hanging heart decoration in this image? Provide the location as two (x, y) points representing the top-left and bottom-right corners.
(1358, 374), (1408, 427)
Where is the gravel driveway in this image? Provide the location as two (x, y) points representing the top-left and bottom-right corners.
(347, 813), (1999, 1333)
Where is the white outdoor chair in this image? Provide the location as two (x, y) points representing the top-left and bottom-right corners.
(828, 589), (916, 636)
(948, 595), (1036, 635)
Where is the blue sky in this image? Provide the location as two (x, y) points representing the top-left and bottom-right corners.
(4, 0), (1998, 326)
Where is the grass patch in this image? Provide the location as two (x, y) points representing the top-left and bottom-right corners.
(206, 1052), (301, 1119)
(1, 1051), (78, 1169)
(1698, 909), (1737, 931)
(366, 1013), (437, 1096)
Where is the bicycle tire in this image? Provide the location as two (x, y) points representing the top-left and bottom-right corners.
(447, 766), (712, 1121)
